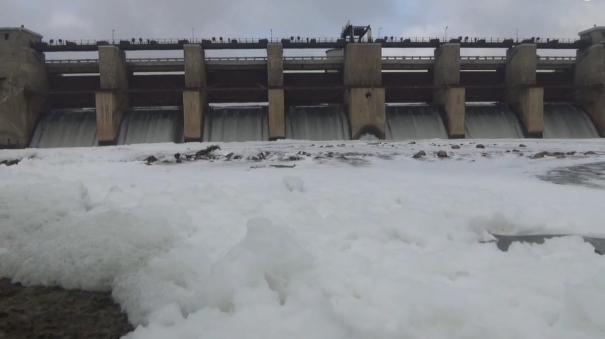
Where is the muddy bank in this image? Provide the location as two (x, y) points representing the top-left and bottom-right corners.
(0, 278), (132, 339)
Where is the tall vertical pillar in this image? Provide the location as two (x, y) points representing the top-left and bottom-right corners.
(575, 44), (605, 137)
(95, 45), (128, 145)
(433, 43), (465, 138)
(267, 43), (284, 140)
(0, 27), (48, 148)
(183, 44), (207, 142)
(505, 44), (543, 138)
(344, 43), (385, 139)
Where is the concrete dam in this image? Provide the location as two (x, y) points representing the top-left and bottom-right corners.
(2, 24), (605, 149)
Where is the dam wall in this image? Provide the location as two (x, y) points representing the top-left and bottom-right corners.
(2, 26), (604, 148)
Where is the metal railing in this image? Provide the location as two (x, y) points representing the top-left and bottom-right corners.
(382, 56), (434, 60)
(284, 56), (342, 60)
(40, 36), (580, 46)
(382, 56), (575, 61)
(516, 37), (577, 44)
(537, 56), (576, 60)
(128, 57), (183, 62)
(205, 57), (267, 61)
(382, 56), (505, 61)
(268, 37), (341, 43)
(46, 55), (577, 65)
(461, 56), (506, 60)
(47, 59), (98, 64)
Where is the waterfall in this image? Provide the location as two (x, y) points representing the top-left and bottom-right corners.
(465, 104), (524, 139)
(286, 105), (350, 140)
(30, 110), (97, 148)
(543, 104), (599, 139)
(386, 105), (448, 140)
(203, 106), (269, 142)
(117, 108), (183, 145)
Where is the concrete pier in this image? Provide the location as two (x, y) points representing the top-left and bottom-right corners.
(183, 44), (207, 142)
(575, 44), (605, 137)
(96, 46), (128, 145)
(506, 44), (543, 138)
(268, 90), (285, 140)
(344, 43), (385, 139)
(433, 43), (465, 138)
(4, 26), (604, 149)
(0, 28), (48, 148)
(267, 43), (285, 140)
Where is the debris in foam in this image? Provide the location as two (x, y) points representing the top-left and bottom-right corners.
(0, 159), (21, 166)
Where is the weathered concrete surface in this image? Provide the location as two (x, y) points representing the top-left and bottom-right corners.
(579, 27), (605, 46)
(344, 44), (384, 139)
(0, 28), (48, 148)
(268, 89), (285, 140)
(506, 44), (543, 137)
(434, 43), (460, 86)
(345, 88), (386, 139)
(96, 46), (128, 145)
(344, 44), (382, 86)
(95, 92), (127, 145)
(184, 44), (206, 88)
(267, 44), (284, 140)
(506, 44), (537, 86)
(433, 44), (464, 138)
(514, 87), (544, 137)
(575, 44), (605, 137)
(98, 46), (128, 90)
(183, 44), (207, 141)
(183, 91), (206, 141)
(267, 43), (284, 87)
(435, 88), (466, 138)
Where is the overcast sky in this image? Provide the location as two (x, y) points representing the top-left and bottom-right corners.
(2, 0), (604, 57)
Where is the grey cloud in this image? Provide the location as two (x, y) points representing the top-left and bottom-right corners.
(1, 0), (398, 41)
(398, 0), (605, 39)
(1, 0), (603, 59)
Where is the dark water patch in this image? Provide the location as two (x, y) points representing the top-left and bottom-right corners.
(489, 234), (605, 255)
(538, 162), (605, 189)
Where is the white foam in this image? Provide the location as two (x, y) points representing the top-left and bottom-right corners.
(1, 140), (605, 338)
(283, 176), (305, 192)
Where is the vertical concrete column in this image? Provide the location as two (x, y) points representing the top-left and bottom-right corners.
(344, 43), (385, 139)
(433, 43), (465, 138)
(95, 45), (128, 145)
(575, 44), (605, 137)
(505, 44), (543, 138)
(267, 43), (285, 140)
(183, 44), (207, 142)
(0, 28), (48, 148)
